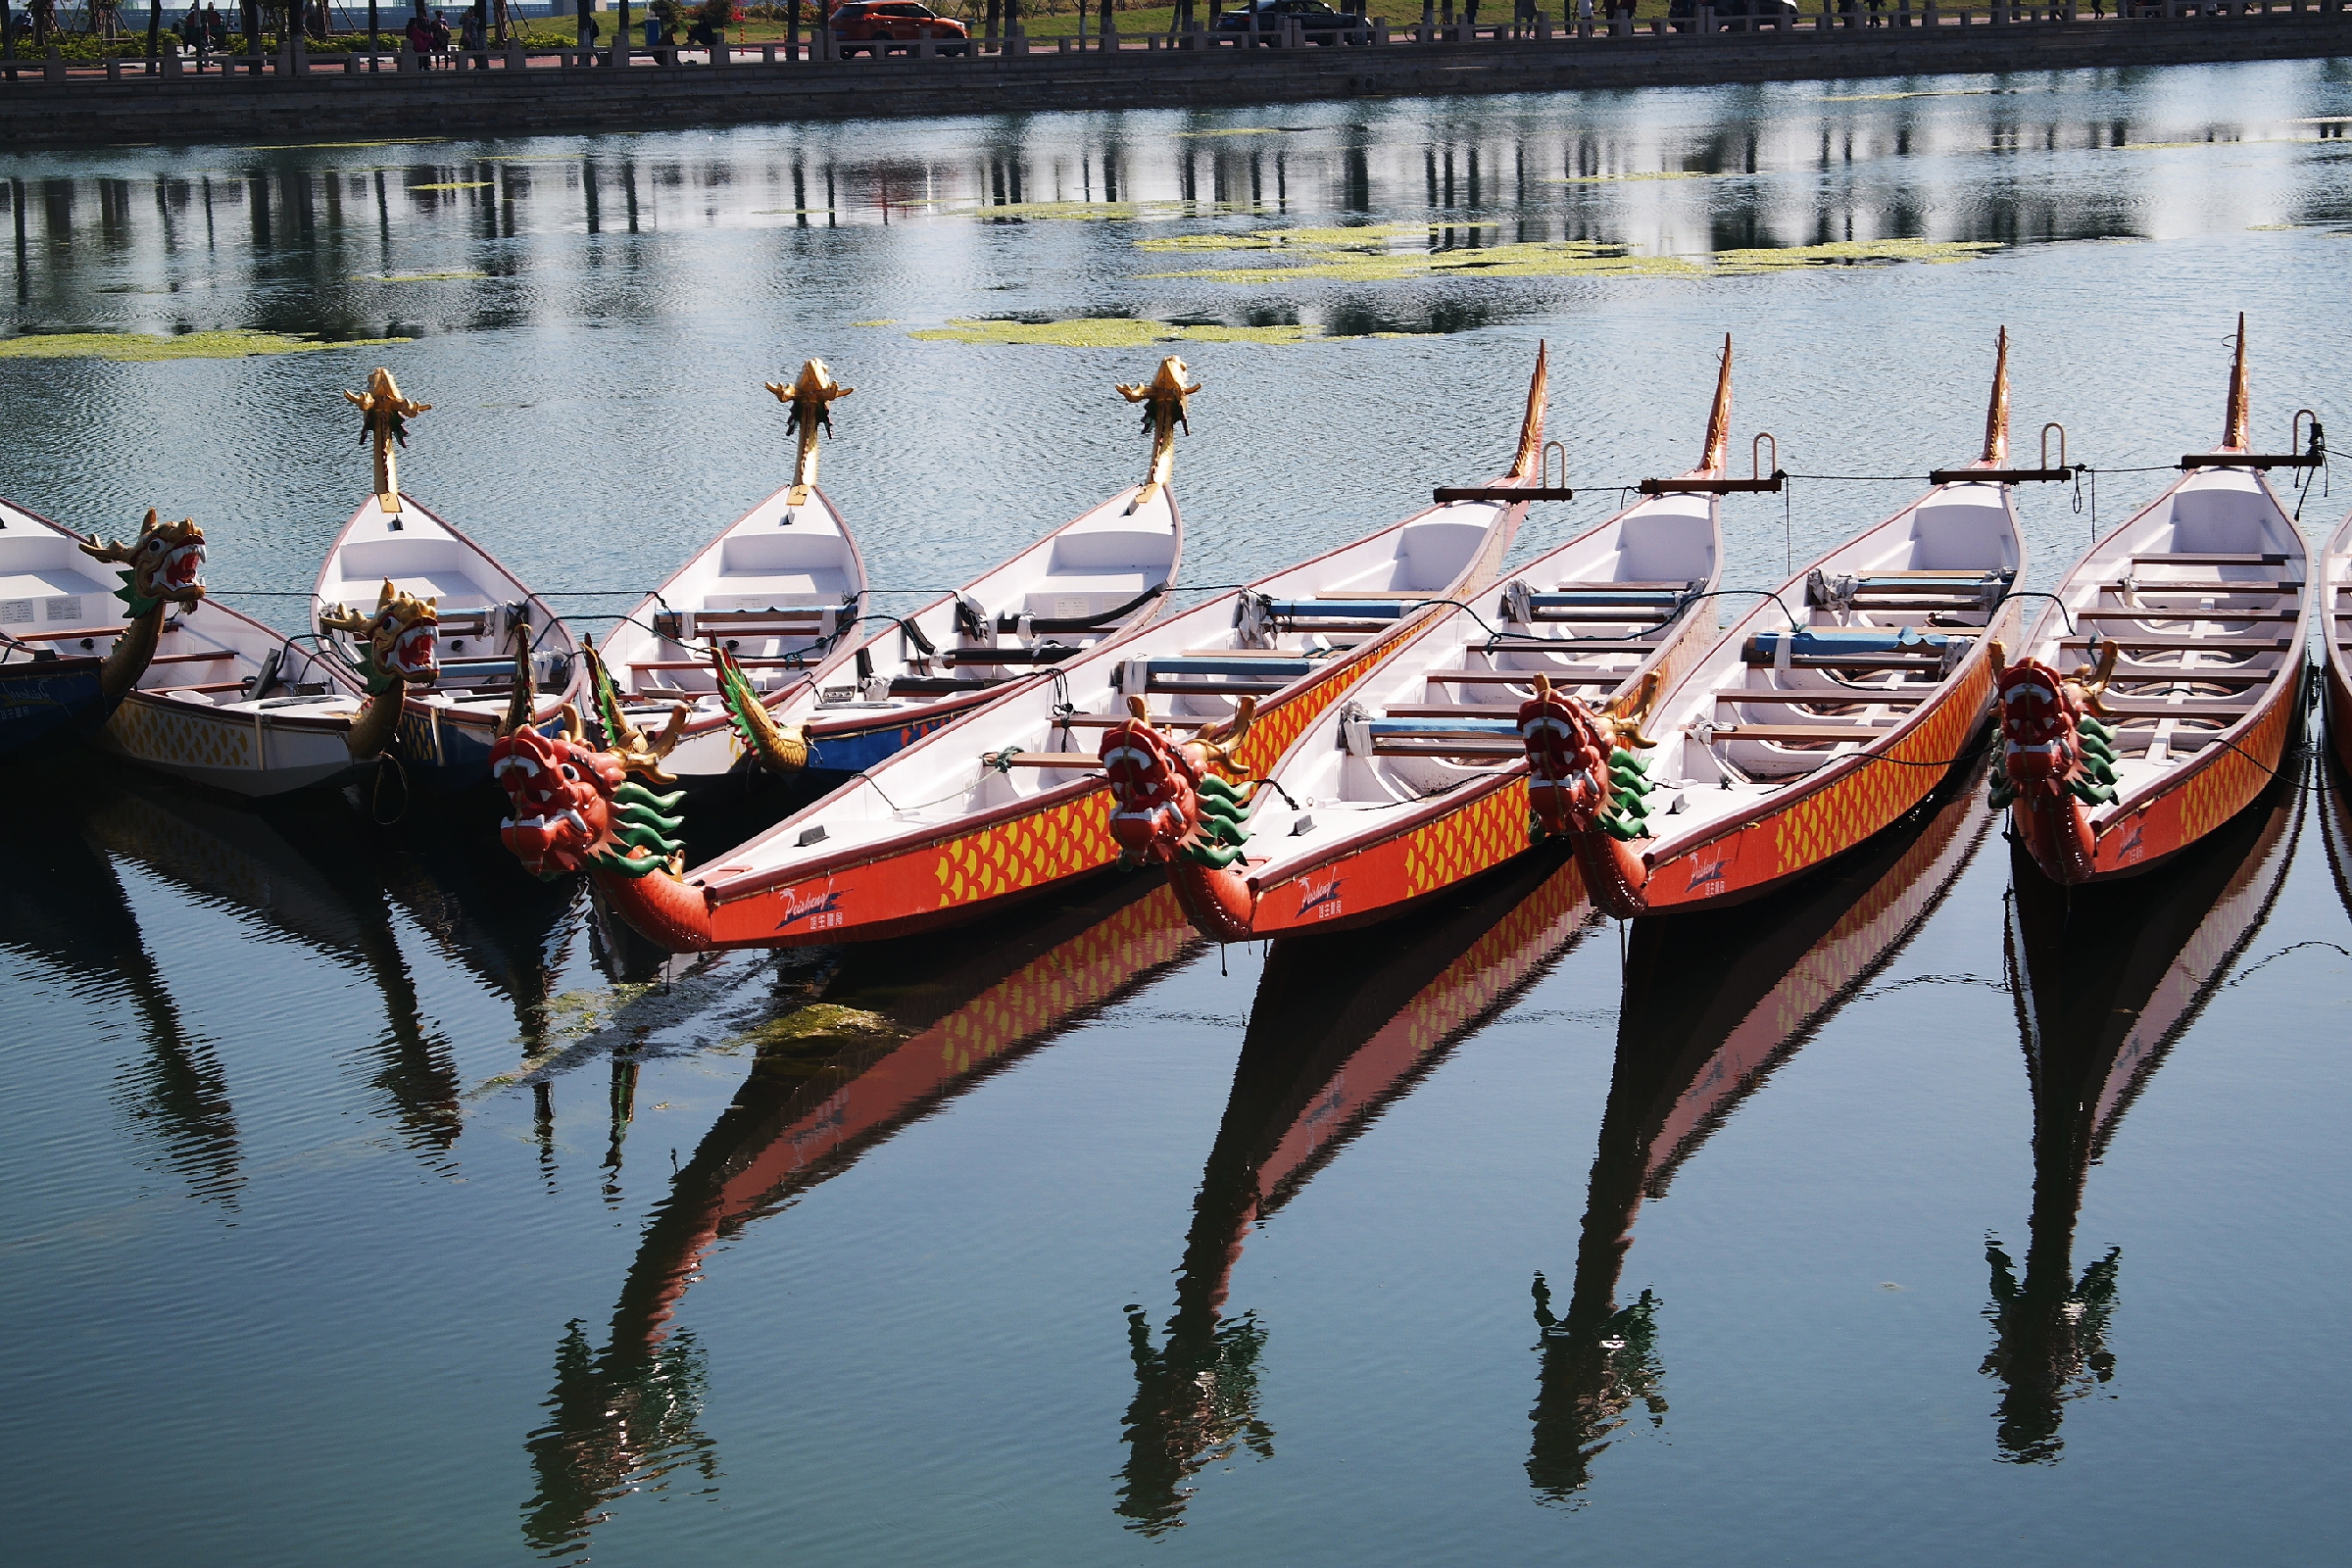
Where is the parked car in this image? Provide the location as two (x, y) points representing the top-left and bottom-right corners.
(829, 1), (973, 55)
(1211, 0), (1368, 44)
(1666, 0), (1799, 27)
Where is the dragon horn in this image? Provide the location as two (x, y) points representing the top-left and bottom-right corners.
(1699, 335), (1734, 477)
(2223, 312), (2251, 453)
(1533, 672), (1553, 701)
(75, 507), (155, 564)
(1509, 340), (1549, 479)
(499, 622), (534, 738)
(1989, 638), (2007, 677)
(1982, 325), (2011, 466)
(1127, 694), (1151, 724)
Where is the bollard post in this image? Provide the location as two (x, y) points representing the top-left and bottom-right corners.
(44, 42), (63, 78)
(762, 41), (775, 61)
(507, 39), (524, 69)
(163, 47), (183, 74)
(107, 54), (122, 78)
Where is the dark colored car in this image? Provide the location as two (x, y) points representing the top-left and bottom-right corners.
(1211, 0), (1368, 44)
(830, 1), (973, 55)
(1666, 0), (1799, 27)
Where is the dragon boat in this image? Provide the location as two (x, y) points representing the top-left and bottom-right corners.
(1116, 338), (1740, 942)
(1531, 765), (1990, 1502)
(1988, 318), (2314, 886)
(488, 346), (1552, 952)
(1505, 329), (2029, 919)
(636, 359), (1193, 787)
(92, 583), (433, 797)
(593, 361), (871, 785)
(0, 499), (207, 761)
(1990, 749), (2301, 1462)
(1124, 852), (1598, 1533)
(2321, 505), (2352, 780)
(313, 369), (586, 794)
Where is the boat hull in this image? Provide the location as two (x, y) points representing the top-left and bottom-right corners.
(1604, 612), (2012, 918)
(0, 657), (109, 760)
(698, 635), (1402, 949)
(94, 692), (361, 797)
(2013, 659), (2306, 885)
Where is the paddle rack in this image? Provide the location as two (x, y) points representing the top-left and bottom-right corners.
(2179, 411), (2326, 471)
(1929, 422), (2079, 486)
(1642, 432), (1784, 495)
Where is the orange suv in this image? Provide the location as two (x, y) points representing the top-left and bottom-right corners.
(830, 2), (974, 54)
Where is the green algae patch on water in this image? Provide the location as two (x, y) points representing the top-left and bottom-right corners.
(853, 318), (900, 327)
(1543, 171), (1720, 185)
(951, 199), (1263, 223)
(1171, 126), (1292, 139)
(0, 329), (415, 363)
(356, 270), (488, 283)
(1708, 237), (2001, 274)
(910, 317), (1338, 347)
(411, 181), (495, 192)
(731, 1004), (897, 1048)
(540, 982), (659, 1043)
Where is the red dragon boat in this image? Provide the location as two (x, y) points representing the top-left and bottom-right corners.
(1990, 317), (2314, 886)
(1989, 749), (2302, 1462)
(1531, 764), (1990, 1501)
(1117, 338), (1740, 942)
(489, 347), (1552, 951)
(2321, 504), (2352, 781)
(1503, 330), (2029, 919)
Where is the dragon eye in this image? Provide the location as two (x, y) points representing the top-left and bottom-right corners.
(560, 764), (577, 780)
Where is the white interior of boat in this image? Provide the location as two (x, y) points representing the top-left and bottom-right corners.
(314, 496), (580, 720)
(680, 484), (1180, 732)
(1613, 479), (2023, 853)
(2016, 466), (2307, 819)
(599, 483), (866, 702)
(2324, 508), (2352, 688)
(122, 598), (361, 717)
(0, 501), (135, 659)
(697, 499), (1517, 887)
(1235, 493), (1724, 862)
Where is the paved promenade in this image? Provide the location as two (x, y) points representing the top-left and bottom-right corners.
(0, 8), (2344, 150)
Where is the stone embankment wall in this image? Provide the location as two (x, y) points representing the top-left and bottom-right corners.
(0, 13), (2344, 151)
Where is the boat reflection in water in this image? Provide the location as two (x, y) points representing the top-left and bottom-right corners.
(1119, 850), (1598, 1535)
(0, 760), (238, 1204)
(1533, 768), (1991, 1504)
(74, 767), (579, 1157)
(520, 875), (1202, 1558)
(1987, 759), (2303, 1463)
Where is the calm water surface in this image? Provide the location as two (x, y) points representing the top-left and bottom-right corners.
(5, 57), (2352, 1566)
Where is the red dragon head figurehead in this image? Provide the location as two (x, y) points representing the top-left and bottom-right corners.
(321, 579), (440, 694)
(493, 710), (686, 883)
(1520, 672), (1661, 841)
(80, 509), (207, 618)
(1099, 697), (1258, 871)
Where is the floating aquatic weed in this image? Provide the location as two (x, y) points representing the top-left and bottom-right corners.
(909, 318), (1341, 347)
(853, 318), (899, 327)
(0, 329), (415, 362)
(725, 1004), (899, 1053)
(1819, 87), (2002, 103)
(1542, 171), (1719, 184)
(411, 180), (494, 191)
(541, 982), (659, 1042)
(1171, 127), (1292, 138)
(1707, 237), (2001, 273)
(356, 270), (489, 283)
(2246, 223), (2304, 231)
(953, 199), (1261, 223)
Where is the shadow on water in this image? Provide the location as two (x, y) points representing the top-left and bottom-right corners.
(1532, 764), (1993, 1506)
(520, 871), (1202, 1560)
(1118, 848), (1600, 1536)
(1986, 753), (2306, 1465)
(0, 757), (240, 1206)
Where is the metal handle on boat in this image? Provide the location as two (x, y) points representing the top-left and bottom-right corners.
(1544, 440), (1567, 494)
(1928, 423), (2077, 485)
(1637, 432), (1786, 496)
(2180, 410), (2326, 470)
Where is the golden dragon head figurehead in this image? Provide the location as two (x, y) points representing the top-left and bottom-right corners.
(79, 509), (208, 618)
(767, 359), (856, 502)
(1115, 357), (1202, 503)
(320, 579), (440, 694)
